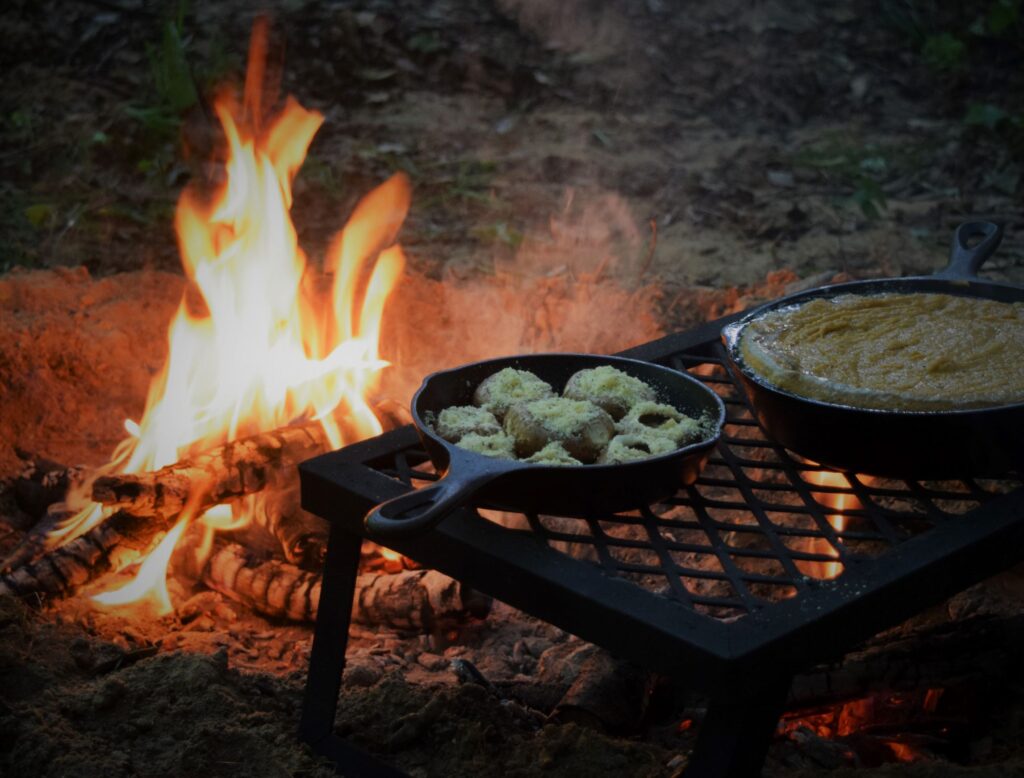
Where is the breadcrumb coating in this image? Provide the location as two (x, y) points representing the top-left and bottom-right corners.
(524, 441), (581, 466)
(504, 397), (614, 462)
(617, 401), (704, 445)
(563, 365), (657, 420)
(434, 405), (501, 442)
(458, 432), (517, 459)
(598, 433), (677, 464)
(472, 368), (555, 419)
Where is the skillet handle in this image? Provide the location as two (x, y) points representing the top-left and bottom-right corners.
(364, 464), (505, 540)
(936, 221), (1004, 280)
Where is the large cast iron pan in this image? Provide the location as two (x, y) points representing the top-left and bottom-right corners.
(364, 353), (726, 539)
(722, 221), (1024, 479)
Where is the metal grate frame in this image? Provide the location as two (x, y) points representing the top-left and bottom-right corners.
(299, 314), (1024, 777)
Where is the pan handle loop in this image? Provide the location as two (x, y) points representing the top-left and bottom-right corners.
(364, 461), (507, 540)
(936, 221), (1005, 280)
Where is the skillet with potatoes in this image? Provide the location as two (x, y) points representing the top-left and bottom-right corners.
(363, 353), (725, 539)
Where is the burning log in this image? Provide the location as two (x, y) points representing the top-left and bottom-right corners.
(0, 508), (188, 599)
(203, 542), (491, 628)
(0, 520), (121, 598)
(12, 453), (87, 520)
(248, 485), (327, 568)
(352, 566), (492, 632)
(90, 422), (329, 517)
(1, 504), (77, 573)
(787, 612), (1024, 710)
(3, 455), (91, 572)
(546, 644), (656, 733)
(202, 542), (320, 622)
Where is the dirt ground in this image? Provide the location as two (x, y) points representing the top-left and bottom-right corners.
(2, 0), (1024, 776)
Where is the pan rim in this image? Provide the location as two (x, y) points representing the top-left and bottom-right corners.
(410, 351), (727, 470)
(722, 279), (1024, 418)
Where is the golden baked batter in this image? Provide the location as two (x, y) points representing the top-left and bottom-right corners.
(739, 292), (1024, 411)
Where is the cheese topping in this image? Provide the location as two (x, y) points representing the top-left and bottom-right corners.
(563, 365), (657, 419)
(472, 367), (555, 419)
(617, 400), (705, 444)
(524, 442), (581, 466)
(599, 433), (677, 464)
(458, 432), (517, 459)
(434, 405), (501, 442)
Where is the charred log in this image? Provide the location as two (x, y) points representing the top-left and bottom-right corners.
(787, 612), (1024, 710)
(547, 645), (656, 733)
(12, 455), (87, 520)
(248, 485), (327, 568)
(0, 520), (122, 599)
(1, 503), (77, 572)
(90, 422), (328, 517)
(0, 510), (179, 600)
(202, 542), (491, 628)
(353, 567), (491, 632)
(202, 542), (321, 622)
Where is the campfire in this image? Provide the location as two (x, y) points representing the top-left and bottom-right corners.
(3, 13), (1024, 778)
(1, 20), (410, 620)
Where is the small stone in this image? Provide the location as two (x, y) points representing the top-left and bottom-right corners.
(159, 635), (179, 652)
(667, 753), (688, 777)
(416, 652), (447, 671)
(522, 637), (552, 657)
(183, 615), (215, 633)
(213, 603), (238, 622)
(766, 169), (795, 188)
(512, 639), (527, 664)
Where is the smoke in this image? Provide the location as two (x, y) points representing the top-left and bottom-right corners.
(379, 189), (664, 405)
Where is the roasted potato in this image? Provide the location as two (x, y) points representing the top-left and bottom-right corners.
(433, 405), (502, 442)
(598, 433), (677, 464)
(472, 367), (555, 420)
(504, 397), (614, 463)
(563, 365), (657, 420)
(616, 401), (704, 445)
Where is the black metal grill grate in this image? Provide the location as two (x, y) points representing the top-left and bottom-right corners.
(299, 316), (1024, 778)
(370, 342), (1021, 621)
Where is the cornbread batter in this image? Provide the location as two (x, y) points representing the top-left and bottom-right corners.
(739, 292), (1024, 411)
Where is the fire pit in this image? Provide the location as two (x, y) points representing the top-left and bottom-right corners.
(299, 318), (1024, 777)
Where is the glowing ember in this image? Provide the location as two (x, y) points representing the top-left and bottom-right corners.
(49, 22), (408, 614)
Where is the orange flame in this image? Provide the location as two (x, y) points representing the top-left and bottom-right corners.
(53, 25), (408, 612)
(92, 516), (190, 614)
(799, 470), (861, 580)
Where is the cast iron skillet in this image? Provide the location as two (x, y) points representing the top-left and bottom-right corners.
(364, 353), (726, 539)
(722, 221), (1024, 479)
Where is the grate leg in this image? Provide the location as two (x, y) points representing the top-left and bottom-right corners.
(684, 675), (792, 778)
(299, 521), (363, 743)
